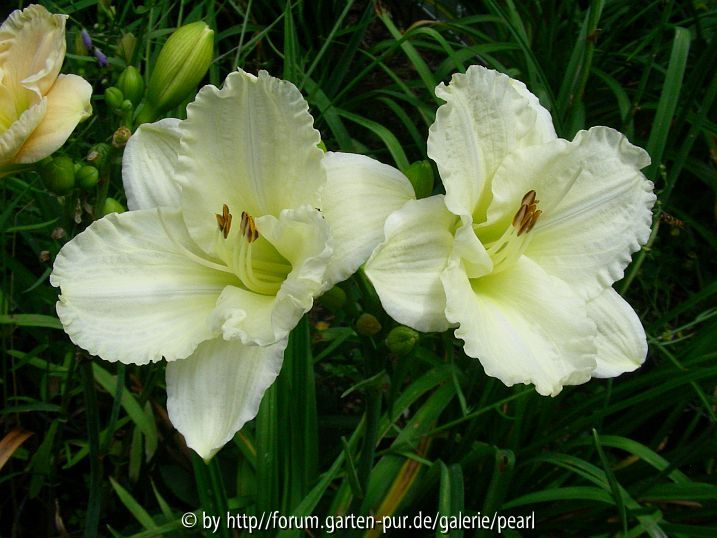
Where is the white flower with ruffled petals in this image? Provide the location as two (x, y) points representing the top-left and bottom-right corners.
(365, 65), (656, 396)
(0, 5), (92, 169)
(51, 69), (414, 459)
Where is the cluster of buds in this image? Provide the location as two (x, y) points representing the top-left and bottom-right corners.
(101, 22), (214, 129)
(39, 143), (113, 196)
(105, 66), (144, 114)
(40, 157), (101, 195)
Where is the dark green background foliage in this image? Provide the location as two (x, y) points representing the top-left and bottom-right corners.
(1, 0), (716, 536)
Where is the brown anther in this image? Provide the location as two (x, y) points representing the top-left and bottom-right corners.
(521, 190), (537, 206)
(216, 204), (232, 239)
(514, 190), (542, 236)
(525, 209), (542, 234)
(517, 217), (532, 236)
(239, 211), (248, 235)
(512, 204), (528, 228)
(239, 210), (259, 243)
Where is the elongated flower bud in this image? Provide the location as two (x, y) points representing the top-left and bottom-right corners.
(403, 160), (434, 199)
(104, 87), (124, 110)
(117, 66), (144, 106)
(140, 22), (214, 123)
(117, 33), (137, 64)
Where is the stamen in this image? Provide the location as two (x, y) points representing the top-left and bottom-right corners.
(240, 211), (259, 243)
(233, 218), (284, 295)
(513, 190), (542, 236)
(525, 209), (542, 234)
(512, 204), (528, 228)
(521, 190), (537, 206)
(216, 203), (232, 239)
(518, 215), (534, 236)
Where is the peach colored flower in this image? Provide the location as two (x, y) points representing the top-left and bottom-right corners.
(0, 5), (92, 169)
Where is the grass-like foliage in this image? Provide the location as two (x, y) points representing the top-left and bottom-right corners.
(1, 0), (716, 536)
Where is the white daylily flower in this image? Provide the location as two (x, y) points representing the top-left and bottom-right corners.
(0, 5), (92, 169)
(365, 65), (656, 396)
(51, 69), (415, 459)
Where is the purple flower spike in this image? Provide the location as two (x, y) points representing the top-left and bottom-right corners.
(81, 29), (93, 49)
(94, 47), (108, 67)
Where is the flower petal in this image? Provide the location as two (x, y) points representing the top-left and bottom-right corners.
(177, 69), (324, 254)
(210, 205), (332, 346)
(209, 287), (278, 346)
(442, 256), (597, 396)
(321, 151), (415, 285)
(364, 196), (455, 333)
(509, 77), (557, 144)
(51, 209), (239, 365)
(0, 5), (66, 96)
(524, 127), (655, 297)
(122, 118), (182, 210)
(588, 286), (648, 378)
(452, 216), (493, 278)
(166, 337), (286, 460)
(14, 74), (92, 163)
(0, 97), (45, 166)
(427, 65), (556, 221)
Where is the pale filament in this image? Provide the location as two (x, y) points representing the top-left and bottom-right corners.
(481, 190), (543, 274)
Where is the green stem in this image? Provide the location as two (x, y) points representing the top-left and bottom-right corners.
(191, 454), (231, 538)
(81, 357), (102, 538)
(208, 458), (231, 538)
(619, 215), (661, 295)
(354, 339), (382, 507)
(100, 364), (125, 454)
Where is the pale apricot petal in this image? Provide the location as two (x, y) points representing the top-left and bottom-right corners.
(0, 97), (45, 166)
(14, 74), (92, 163)
(0, 5), (66, 95)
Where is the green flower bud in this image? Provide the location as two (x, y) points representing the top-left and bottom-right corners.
(317, 285), (346, 312)
(355, 313), (382, 337)
(403, 160), (434, 199)
(385, 326), (419, 356)
(120, 99), (134, 112)
(104, 86), (124, 110)
(143, 21), (214, 121)
(76, 166), (99, 190)
(86, 143), (111, 169)
(117, 33), (137, 65)
(117, 66), (144, 105)
(101, 197), (126, 216)
(40, 156), (76, 195)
